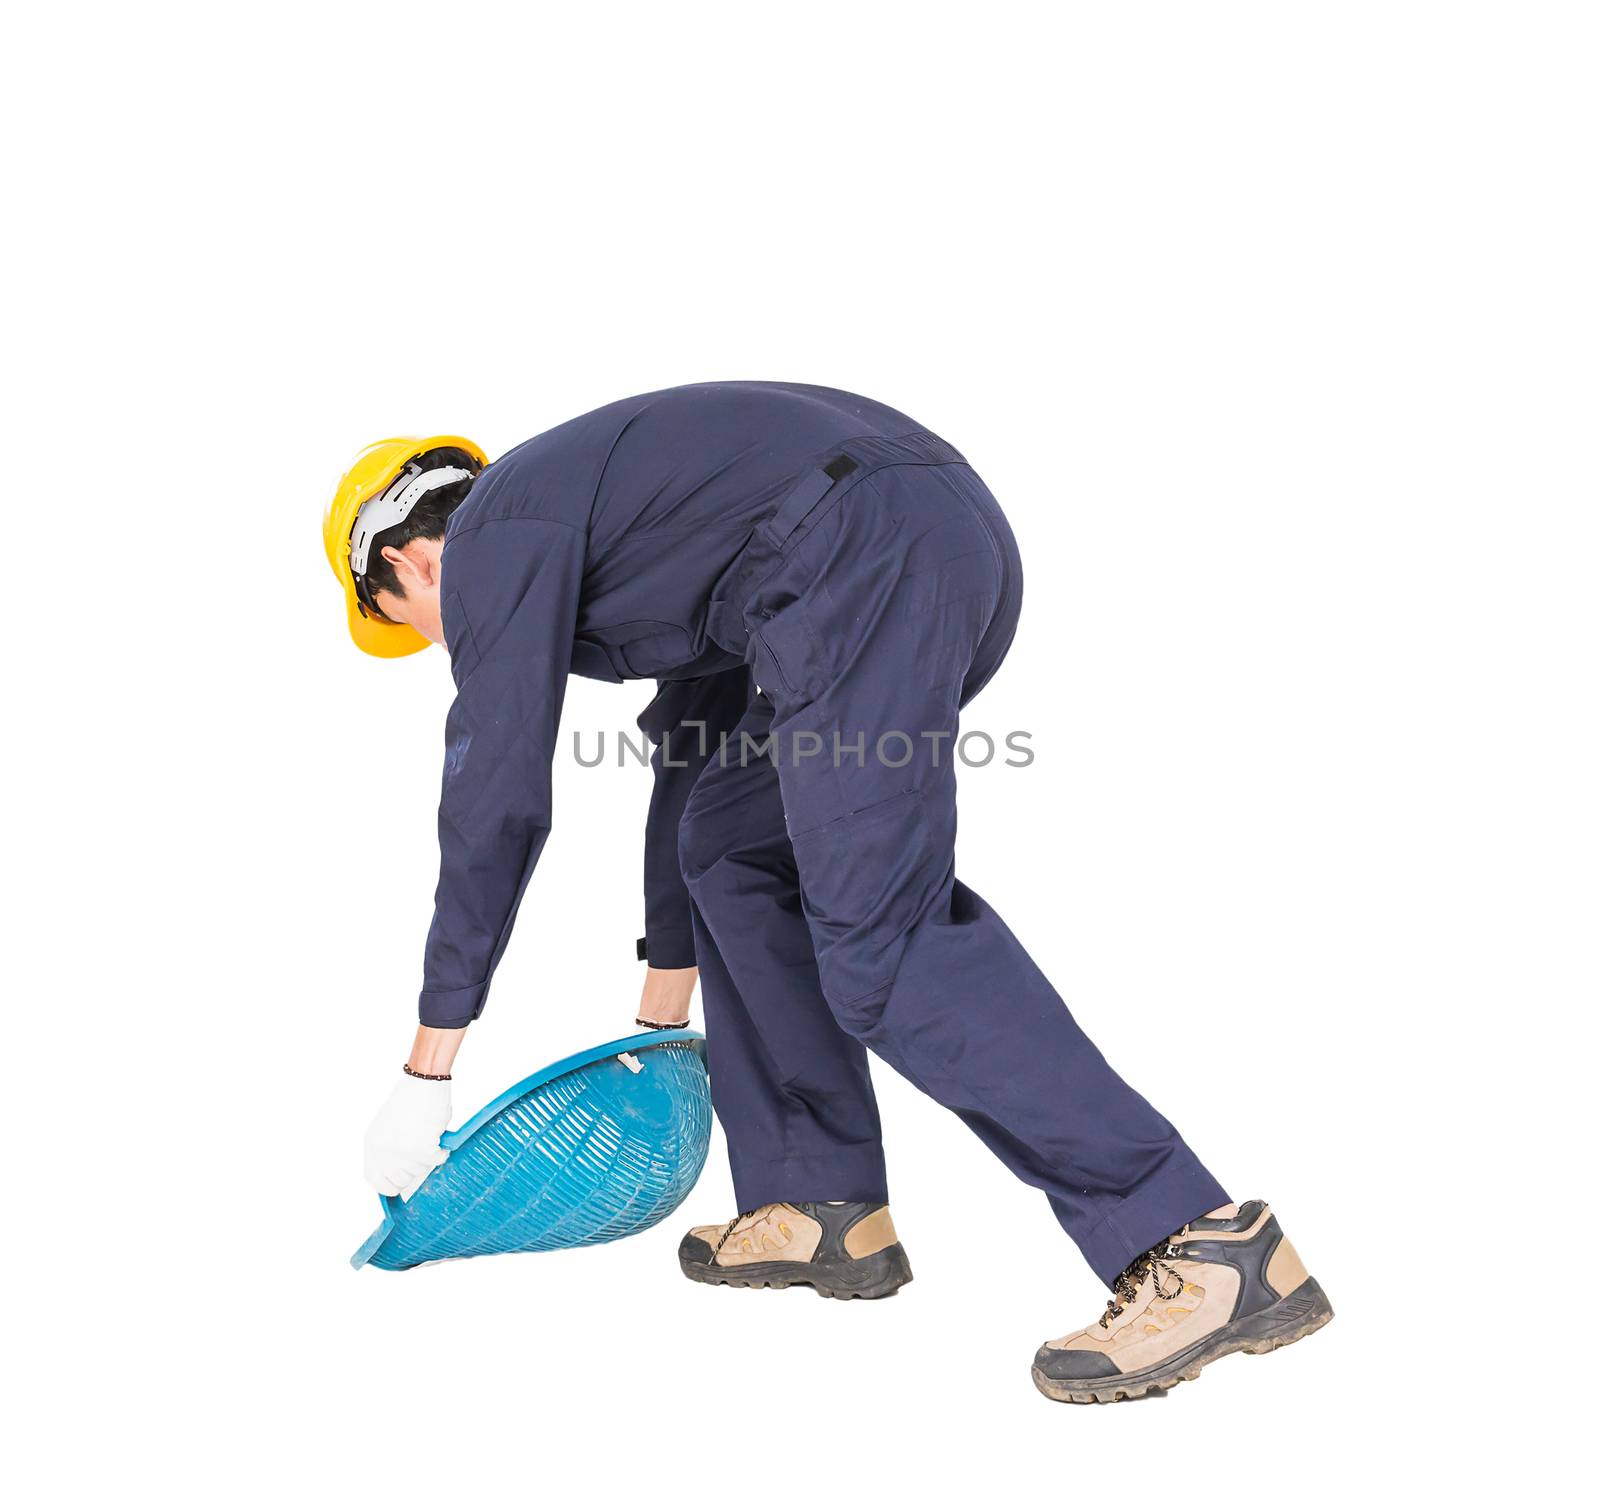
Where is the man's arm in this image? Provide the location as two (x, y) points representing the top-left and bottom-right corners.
(406, 1023), (468, 1076)
(418, 517), (588, 1030)
(366, 518), (588, 1196)
(634, 668), (753, 1021)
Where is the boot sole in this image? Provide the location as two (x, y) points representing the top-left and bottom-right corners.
(1032, 1275), (1334, 1404)
(679, 1242), (913, 1300)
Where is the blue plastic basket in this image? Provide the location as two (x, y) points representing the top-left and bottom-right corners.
(352, 1031), (711, 1271)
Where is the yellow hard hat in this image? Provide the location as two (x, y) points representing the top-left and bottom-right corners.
(323, 435), (488, 657)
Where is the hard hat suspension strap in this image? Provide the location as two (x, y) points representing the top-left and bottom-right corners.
(348, 464), (474, 578)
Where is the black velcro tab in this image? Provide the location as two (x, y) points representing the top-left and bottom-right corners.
(766, 455), (860, 546)
(636, 936), (649, 961)
(764, 468), (832, 545)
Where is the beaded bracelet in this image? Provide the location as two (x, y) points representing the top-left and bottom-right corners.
(635, 1017), (691, 1032)
(403, 1063), (452, 1081)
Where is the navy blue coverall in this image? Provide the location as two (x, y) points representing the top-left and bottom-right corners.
(422, 383), (1226, 1284)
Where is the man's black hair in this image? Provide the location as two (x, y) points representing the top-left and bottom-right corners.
(362, 445), (483, 604)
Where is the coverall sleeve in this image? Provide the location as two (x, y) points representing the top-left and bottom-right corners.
(635, 667), (753, 969)
(418, 518), (588, 1029)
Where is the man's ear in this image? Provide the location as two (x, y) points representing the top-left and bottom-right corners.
(379, 541), (440, 593)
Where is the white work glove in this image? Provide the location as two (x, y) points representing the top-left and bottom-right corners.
(364, 1075), (452, 1201)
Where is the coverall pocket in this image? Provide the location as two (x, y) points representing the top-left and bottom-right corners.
(748, 602), (819, 705)
(587, 621), (696, 679)
(569, 640), (622, 682)
(787, 788), (934, 1015)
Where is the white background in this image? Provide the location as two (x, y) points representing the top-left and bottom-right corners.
(6, 2), (1595, 1481)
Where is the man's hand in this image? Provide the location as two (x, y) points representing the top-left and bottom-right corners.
(363, 1026), (467, 1201)
(364, 1075), (451, 1200)
(637, 964), (698, 1026)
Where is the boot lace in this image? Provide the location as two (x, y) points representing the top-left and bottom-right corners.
(1099, 1242), (1185, 1329)
(715, 1205), (775, 1253)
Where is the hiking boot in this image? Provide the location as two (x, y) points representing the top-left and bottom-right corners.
(1033, 1200), (1333, 1403)
(678, 1201), (913, 1300)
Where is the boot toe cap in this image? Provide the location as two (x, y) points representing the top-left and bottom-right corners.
(679, 1232), (715, 1266)
(1033, 1345), (1119, 1382)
